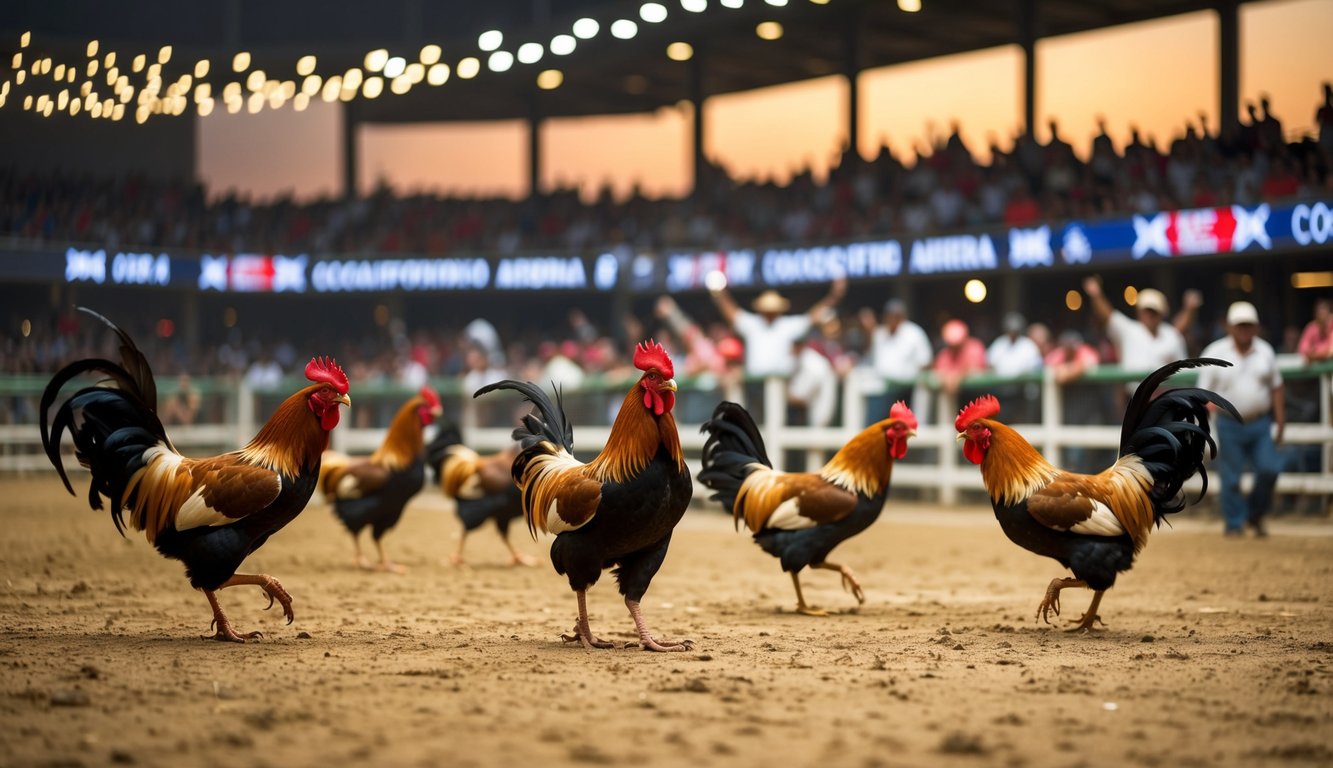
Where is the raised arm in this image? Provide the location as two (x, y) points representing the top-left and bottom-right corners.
(807, 276), (847, 322)
(1174, 289), (1202, 335)
(709, 284), (740, 326)
(1082, 276), (1113, 328)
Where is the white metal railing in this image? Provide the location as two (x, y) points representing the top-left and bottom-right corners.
(7, 365), (1332, 509)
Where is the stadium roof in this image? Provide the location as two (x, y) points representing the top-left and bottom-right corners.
(4, 0), (1235, 124)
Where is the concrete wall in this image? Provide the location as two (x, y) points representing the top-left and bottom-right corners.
(0, 107), (195, 180)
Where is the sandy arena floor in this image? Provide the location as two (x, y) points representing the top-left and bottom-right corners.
(1, 477), (1331, 768)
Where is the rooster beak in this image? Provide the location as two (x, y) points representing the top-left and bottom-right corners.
(337, 393), (352, 408)
(908, 430), (918, 438)
(662, 379), (678, 392)
(955, 432), (965, 443)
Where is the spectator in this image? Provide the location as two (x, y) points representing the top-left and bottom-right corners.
(860, 299), (933, 413)
(987, 312), (1044, 423)
(1198, 302), (1286, 538)
(1082, 277), (1196, 393)
(1317, 82), (1333, 152)
(160, 374), (202, 426)
(787, 332), (838, 428)
(243, 350), (283, 390)
(933, 318), (987, 401)
(1045, 329), (1106, 471)
(1297, 298), (1333, 364)
(708, 276), (846, 379)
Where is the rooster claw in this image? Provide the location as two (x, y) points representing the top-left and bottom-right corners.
(561, 628), (616, 650)
(638, 636), (695, 653)
(205, 618), (262, 643)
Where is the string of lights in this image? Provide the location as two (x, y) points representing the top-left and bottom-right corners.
(0, 0), (921, 124)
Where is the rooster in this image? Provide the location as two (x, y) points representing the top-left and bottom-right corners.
(699, 401), (917, 615)
(425, 426), (535, 567)
(475, 340), (693, 652)
(40, 308), (350, 642)
(956, 358), (1239, 631)
(319, 387), (442, 573)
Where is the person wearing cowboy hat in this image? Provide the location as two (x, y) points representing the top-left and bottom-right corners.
(708, 275), (846, 378)
(1082, 276), (1201, 394)
(1198, 301), (1287, 538)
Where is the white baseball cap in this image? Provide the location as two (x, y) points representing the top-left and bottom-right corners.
(1227, 301), (1259, 325)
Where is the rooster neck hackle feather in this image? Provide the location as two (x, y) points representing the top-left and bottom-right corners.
(371, 396), (429, 471)
(820, 420), (896, 497)
(237, 384), (333, 476)
(978, 420), (1061, 506)
(588, 383), (685, 483)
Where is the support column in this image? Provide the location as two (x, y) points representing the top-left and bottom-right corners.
(689, 49), (706, 196)
(844, 11), (862, 161)
(1017, 0), (1037, 134)
(528, 96), (542, 197)
(1218, 0), (1240, 137)
(342, 100), (359, 200)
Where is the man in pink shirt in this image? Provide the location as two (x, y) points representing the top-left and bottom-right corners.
(1298, 298), (1333, 364)
(933, 319), (987, 399)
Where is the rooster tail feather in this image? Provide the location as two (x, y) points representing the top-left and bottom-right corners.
(698, 401), (771, 516)
(318, 451), (351, 498)
(1119, 358), (1241, 523)
(425, 424), (463, 479)
(78, 307), (158, 408)
(475, 379), (573, 491)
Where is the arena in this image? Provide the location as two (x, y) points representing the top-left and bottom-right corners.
(3, 1), (1333, 766)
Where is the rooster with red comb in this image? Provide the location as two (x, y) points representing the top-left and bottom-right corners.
(699, 400), (918, 615)
(41, 309), (351, 641)
(476, 340), (694, 651)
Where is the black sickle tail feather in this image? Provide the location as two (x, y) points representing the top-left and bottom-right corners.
(1119, 357), (1241, 523)
(697, 401), (772, 517)
(39, 312), (168, 536)
(474, 379), (573, 485)
(425, 424), (463, 481)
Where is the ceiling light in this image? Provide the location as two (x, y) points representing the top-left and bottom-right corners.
(898, 0), (922, 10)
(384, 56), (407, 78)
(158, 46), (172, 64)
(721, 0), (743, 7)
(666, 42), (693, 61)
(551, 35), (577, 55)
(682, 0), (708, 11)
(478, 30), (504, 51)
(427, 63), (449, 85)
(20, 31), (31, 48)
(232, 51), (250, 71)
(537, 69), (563, 89)
(572, 18), (600, 39)
(611, 20), (639, 39)
(405, 62), (424, 83)
(363, 76), (383, 99)
(195, 59), (210, 78)
(86, 40), (99, 57)
(766, 0), (788, 5)
(390, 75), (410, 95)
(296, 55), (317, 76)
(641, 3), (668, 22)
(301, 74), (322, 96)
(517, 43), (543, 64)
(457, 57), (480, 79)
(365, 49), (388, 72)
(487, 51), (514, 72)
(132, 54), (145, 72)
(756, 21), (783, 39)
(420, 44), (442, 65)
(293, 93), (309, 111)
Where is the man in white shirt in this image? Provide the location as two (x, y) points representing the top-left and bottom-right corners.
(987, 312), (1044, 423)
(709, 276), (846, 379)
(1083, 277), (1199, 394)
(1198, 301), (1286, 537)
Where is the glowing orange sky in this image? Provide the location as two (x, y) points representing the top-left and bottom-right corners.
(197, 0), (1333, 202)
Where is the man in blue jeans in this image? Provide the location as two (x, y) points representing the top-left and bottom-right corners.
(1198, 302), (1287, 537)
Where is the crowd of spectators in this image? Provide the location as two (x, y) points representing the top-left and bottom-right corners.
(3, 88), (1332, 256)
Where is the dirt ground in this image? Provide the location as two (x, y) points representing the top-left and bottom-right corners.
(2, 477), (1331, 768)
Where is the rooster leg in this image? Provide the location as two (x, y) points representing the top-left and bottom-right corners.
(373, 539), (408, 575)
(1037, 577), (1086, 625)
(352, 534), (373, 570)
(448, 533), (469, 568)
(201, 589), (261, 643)
(625, 598), (694, 652)
(791, 572), (828, 617)
(813, 561), (865, 605)
(560, 590), (616, 649)
(221, 573), (294, 624)
(1066, 590), (1108, 632)
(500, 530), (538, 567)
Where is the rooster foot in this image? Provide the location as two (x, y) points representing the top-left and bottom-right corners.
(509, 552), (539, 567)
(636, 636), (695, 653)
(1065, 613), (1107, 633)
(204, 618), (262, 644)
(795, 604), (829, 617)
(256, 577), (295, 624)
(375, 561), (408, 575)
(561, 627), (616, 650)
(839, 570), (866, 605)
(1037, 577), (1088, 625)
(448, 553), (470, 569)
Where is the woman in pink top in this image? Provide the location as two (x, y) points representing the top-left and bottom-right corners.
(1298, 298), (1333, 364)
